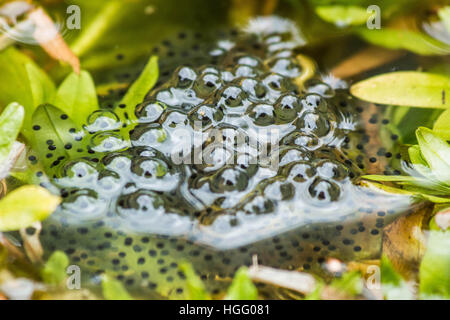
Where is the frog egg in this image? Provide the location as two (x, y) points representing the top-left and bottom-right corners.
(264, 180), (295, 201)
(188, 104), (224, 130)
(211, 168), (249, 193)
(308, 178), (341, 202)
(173, 66), (197, 88)
(193, 73), (222, 98)
(85, 110), (121, 133)
(216, 85), (248, 108)
(116, 190), (166, 220)
(91, 132), (128, 152)
(233, 65), (258, 78)
(263, 73), (290, 92)
(130, 124), (167, 146)
(60, 189), (107, 220)
(304, 79), (335, 98)
(315, 159), (349, 181)
(300, 94), (329, 113)
(96, 170), (123, 193)
(281, 131), (321, 150)
(235, 55), (261, 68)
(267, 57), (301, 78)
(199, 65), (220, 75)
(236, 153), (258, 177)
(102, 154), (131, 175)
(244, 195), (275, 214)
(197, 145), (233, 172)
(135, 100), (166, 123)
(60, 159), (99, 183)
(240, 78), (269, 102)
(274, 94), (299, 123)
(247, 103), (275, 126)
(286, 161), (316, 183)
(296, 111), (331, 137)
(131, 157), (168, 179)
(161, 111), (189, 129)
(279, 148), (310, 166)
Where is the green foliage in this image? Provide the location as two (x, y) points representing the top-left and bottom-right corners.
(438, 6), (450, 34)
(419, 216), (450, 299)
(119, 55), (159, 122)
(351, 72), (450, 108)
(101, 274), (133, 300)
(41, 251), (69, 285)
(0, 185), (61, 232)
(433, 109), (450, 140)
(179, 262), (210, 300)
(52, 71), (99, 127)
(225, 267), (258, 300)
(380, 255), (414, 300)
(330, 271), (363, 297)
(0, 102), (24, 168)
(315, 5), (372, 27)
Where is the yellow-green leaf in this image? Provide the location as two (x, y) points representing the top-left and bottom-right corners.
(41, 251), (69, 285)
(53, 71), (99, 127)
(351, 72), (450, 108)
(438, 6), (450, 34)
(356, 28), (450, 56)
(0, 102), (24, 167)
(119, 56), (158, 122)
(316, 5), (372, 27)
(101, 274), (133, 300)
(179, 262), (209, 300)
(0, 185), (61, 232)
(433, 108), (450, 140)
(225, 267), (258, 300)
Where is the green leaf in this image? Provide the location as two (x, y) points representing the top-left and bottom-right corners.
(330, 271), (363, 297)
(119, 56), (159, 122)
(31, 104), (84, 175)
(438, 6), (450, 34)
(179, 262), (209, 300)
(356, 28), (450, 56)
(102, 274), (133, 300)
(419, 217), (450, 299)
(433, 108), (450, 140)
(225, 267), (258, 300)
(53, 71), (99, 127)
(0, 48), (55, 139)
(416, 127), (450, 184)
(380, 255), (414, 300)
(351, 72), (450, 108)
(0, 102), (25, 167)
(316, 5), (372, 27)
(0, 185), (61, 232)
(41, 251), (69, 285)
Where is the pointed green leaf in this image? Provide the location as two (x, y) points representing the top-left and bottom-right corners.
(179, 262), (209, 300)
(41, 251), (69, 285)
(119, 56), (158, 122)
(0, 103), (24, 167)
(316, 5), (372, 27)
(0, 185), (61, 232)
(26, 63), (56, 112)
(225, 267), (258, 300)
(102, 274), (133, 300)
(416, 127), (450, 184)
(356, 28), (450, 56)
(433, 108), (450, 140)
(53, 71), (99, 127)
(419, 217), (450, 299)
(351, 72), (450, 109)
(31, 104), (85, 175)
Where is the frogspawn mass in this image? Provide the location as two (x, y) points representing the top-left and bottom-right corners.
(30, 17), (417, 298)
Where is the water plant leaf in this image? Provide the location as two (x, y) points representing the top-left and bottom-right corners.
(438, 6), (450, 34)
(380, 255), (414, 300)
(419, 216), (450, 299)
(41, 251), (69, 285)
(0, 103), (25, 178)
(0, 48), (55, 139)
(225, 267), (258, 300)
(101, 274), (133, 300)
(52, 71), (99, 127)
(179, 262), (209, 300)
(329, 271), (363, 297)
(351, 72), (450, 109)
(31, 104), (84, 176)
(433, 108), (450, 140)
(0, 185), (61, 232)
(416, 127), (450, 184)
(315, 5), (372, 27)
(119, 55), (158, 122)
(356, 28), (450, 56)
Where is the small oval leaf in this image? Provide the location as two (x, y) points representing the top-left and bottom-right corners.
(351, 72), (450, 108)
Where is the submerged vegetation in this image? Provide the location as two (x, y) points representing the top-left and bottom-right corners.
(0, 0), (449, 300)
